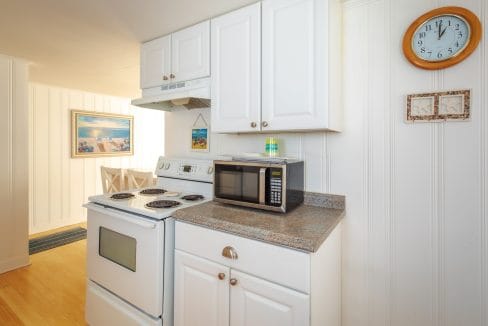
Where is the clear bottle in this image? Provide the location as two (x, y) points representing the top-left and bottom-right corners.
(265, 137), (279, 157)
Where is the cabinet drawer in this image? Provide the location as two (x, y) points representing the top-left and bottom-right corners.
(175, 221), (310, 293)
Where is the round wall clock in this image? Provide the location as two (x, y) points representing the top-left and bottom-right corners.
(402, 6), (482, 70)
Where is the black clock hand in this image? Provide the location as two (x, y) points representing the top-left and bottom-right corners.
(439, 26), (448, 39)
(437, 21), (442, 40)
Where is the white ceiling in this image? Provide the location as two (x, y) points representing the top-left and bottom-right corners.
(0, 0), (256, 97)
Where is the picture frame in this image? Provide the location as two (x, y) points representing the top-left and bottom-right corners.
(191, 128), (209, 152)
(405, 89), (470, 122)
(71, 110), (134, 158)
(191, 113), (210, 152)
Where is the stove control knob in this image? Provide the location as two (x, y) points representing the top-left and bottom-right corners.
(207, 167), (214, 174)
(164, 163), (171, 170)
(159, 161), (165, 169)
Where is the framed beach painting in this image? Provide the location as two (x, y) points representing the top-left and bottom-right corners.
(71, 110), (134, 158)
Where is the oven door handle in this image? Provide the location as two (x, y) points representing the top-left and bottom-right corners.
(83, 203), (157, 229)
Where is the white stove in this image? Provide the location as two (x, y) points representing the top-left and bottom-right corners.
(85, 156), (214, 326)
(88, 156), (214, 220)
(88, 188), (210, 220)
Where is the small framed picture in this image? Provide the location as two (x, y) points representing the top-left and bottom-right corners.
(191, 113), (210, 152)
(191, 127), (209, 152)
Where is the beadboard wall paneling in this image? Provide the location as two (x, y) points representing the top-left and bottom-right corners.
(28, 84), (165, 234)
(165, 0), (487, 324)
(0, 55), (29, 273)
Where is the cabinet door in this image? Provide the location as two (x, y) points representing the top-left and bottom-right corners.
(174, 250), (229, 326)
(140, 35), (171, 89)
(171, 21), (210, 82)
(262, 0), (329, 131)
(230, 270), (310, 326)
(211, 3), (261, 133)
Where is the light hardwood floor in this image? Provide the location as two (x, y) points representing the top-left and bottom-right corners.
(0, 225), (87, 325)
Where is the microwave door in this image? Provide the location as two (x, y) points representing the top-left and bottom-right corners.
(215, 165), (261, 204)
(218, 170), (242, 199)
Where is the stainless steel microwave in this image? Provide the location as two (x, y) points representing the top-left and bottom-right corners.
(213, 160), (304, 213)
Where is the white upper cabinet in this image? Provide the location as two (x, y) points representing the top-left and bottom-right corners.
(171, 21), (210, 83)
(262, 0), (341, 131)
(140, 35), (171, 89)
(139, 21), (210, 89)
(211, 3), (261, 133)
(211, 0), (341, 133)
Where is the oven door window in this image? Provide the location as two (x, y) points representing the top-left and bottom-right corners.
(99, 227), (136, 272)
(215, 165), (260, 203)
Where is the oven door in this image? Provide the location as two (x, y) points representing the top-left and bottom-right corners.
(85, 203), (164, 318)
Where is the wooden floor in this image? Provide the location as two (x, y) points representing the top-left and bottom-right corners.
(0, 225), (87, 325)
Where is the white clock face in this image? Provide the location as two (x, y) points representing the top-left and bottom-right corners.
(412, 15), (470, 62)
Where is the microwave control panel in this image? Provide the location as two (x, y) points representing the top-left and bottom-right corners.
(269, 169), (282, 205)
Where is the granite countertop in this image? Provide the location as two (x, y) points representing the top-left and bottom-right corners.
(173, 192), (345, 253)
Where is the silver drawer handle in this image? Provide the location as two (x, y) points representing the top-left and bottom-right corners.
(222, 246), (238, 260)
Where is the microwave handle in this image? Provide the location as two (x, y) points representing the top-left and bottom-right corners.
(259, 167), (267, 205)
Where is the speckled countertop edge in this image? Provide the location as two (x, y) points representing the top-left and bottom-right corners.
(173, 192), (345, 252)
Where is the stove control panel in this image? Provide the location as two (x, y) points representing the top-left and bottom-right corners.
(156, 157), (214, 183)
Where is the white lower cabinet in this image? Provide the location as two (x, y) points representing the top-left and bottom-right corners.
(174, 221), (342, 326)
(174, 250), (229, 326)
(230, 270), (309, 326)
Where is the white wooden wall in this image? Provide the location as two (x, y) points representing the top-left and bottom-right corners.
(28, 83), (165, 234)
(0, 55), (29, 273)
(165, 0), (488, 324)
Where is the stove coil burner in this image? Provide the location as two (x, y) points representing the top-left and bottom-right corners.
(181, 194), (204, 201)
(110, 193), (135, 200)
(145, 200), (181, 209)
(140, 188), (167, 195)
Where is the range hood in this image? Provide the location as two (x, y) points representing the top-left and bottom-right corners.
(131, 77), (211, 111)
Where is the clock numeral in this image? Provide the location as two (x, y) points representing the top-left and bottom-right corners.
(458, 31), (463, 38)
(448, 48), (453, 54)
(435, 19), (443, 27)
(448, 20), (451, 26)
(427, 51), (433, 58)
(455, 23), (460, 30)
(425, 24), (432, 31)
(417, 40), (423, 46)
(437, 52), (443, 59)
(419, 32), (426, 39)
(420, 47), (426, 53)
(455, 41), (460, 48)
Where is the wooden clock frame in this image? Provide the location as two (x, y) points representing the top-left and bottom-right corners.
(402, 6), (482, 70)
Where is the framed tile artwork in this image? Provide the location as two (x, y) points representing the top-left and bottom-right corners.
(405, 89), (470, 122)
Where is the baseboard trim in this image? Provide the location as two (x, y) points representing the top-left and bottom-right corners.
(0, 255), (31, 274)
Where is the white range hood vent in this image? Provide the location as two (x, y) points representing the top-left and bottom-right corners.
(131, 77), (211, 111)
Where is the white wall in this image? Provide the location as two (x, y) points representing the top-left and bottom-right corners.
(28, 83), (165, 234)
(0, 55), (29, 273)
(165, 0), (488, 324)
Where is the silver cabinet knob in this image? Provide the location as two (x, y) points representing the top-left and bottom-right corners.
(218, 273), (226, 280)
(163, 75), (169, 81)
(229, 278), (238, 286)
(250, 122), (257, 128)
(262, 121), (269, 127)
(170, 74), (175, 79)
(222, 246), (238, 260)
